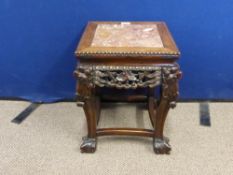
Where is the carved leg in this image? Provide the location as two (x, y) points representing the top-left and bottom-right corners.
(153, 66), (181, 154)
(75, 67), (98, 153)
(148, 88), (157, 128)
(95, 96), (101, 125)
(80, 97), (97, 153)
(148, 97), (155, 127)
(153, 99), (171, 154)
(94, 87), (101, 125)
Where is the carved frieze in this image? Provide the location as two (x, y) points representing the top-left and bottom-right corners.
(94, 69), (161, 89)
(74, 64), (181, 105)
(75, 65), (164, 89)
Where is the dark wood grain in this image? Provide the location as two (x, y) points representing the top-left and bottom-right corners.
(97, 128), (154, 137)
(75, 21), (182, 154)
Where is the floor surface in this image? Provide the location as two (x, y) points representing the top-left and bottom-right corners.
(0, 101), (233, 175)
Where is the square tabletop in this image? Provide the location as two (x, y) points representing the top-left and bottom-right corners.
(76, 21), (180, 58)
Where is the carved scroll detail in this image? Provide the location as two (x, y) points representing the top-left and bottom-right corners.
(74, 64), (181, 106)
(74, 65), (162, 89)
(162, 66), (182, 108)
(94, 69), (161, 89)
(74, 65), (182, 89)
(74, 67), (95, 106)
(74, 67), (94, 88)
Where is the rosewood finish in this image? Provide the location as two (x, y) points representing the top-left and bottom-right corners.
(74, 21), (182, 154)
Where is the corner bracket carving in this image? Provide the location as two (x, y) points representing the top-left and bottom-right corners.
(162, 65), (182, 108)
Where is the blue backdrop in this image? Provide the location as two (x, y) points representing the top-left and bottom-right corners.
(1, 0), (233, 102)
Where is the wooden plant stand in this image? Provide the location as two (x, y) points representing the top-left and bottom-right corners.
(74, 21), (182, 154)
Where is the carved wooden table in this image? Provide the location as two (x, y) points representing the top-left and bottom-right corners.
(74, 21), (182, 154)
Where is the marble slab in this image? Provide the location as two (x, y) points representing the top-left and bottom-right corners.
(91, 23), (164, 48)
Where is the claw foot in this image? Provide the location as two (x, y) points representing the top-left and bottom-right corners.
(153, 137), (171, 154)
(80, 137), (97, 153)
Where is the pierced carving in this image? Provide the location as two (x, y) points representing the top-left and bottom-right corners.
(75, 65), (163, 89)
(74, 64), (181, 106)
(94, 69), (161, 89)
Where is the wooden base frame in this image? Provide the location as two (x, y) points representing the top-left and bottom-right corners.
(76, 64), (182, 154)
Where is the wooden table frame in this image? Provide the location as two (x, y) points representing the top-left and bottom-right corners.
(74, 21), (182, 154)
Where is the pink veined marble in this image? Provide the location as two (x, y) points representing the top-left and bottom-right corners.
(91, 23), (164, 48)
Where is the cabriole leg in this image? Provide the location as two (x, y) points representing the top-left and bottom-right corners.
(75, 68), (98, 153)
(153, 66), (182, 154)
(80, 97), (97, 153)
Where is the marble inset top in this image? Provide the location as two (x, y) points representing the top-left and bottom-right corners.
(91, 23), (164, 48)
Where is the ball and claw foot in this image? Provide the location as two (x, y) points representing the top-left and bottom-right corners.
(153, 137), (171, 154)
(80, 137), (97, 153)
